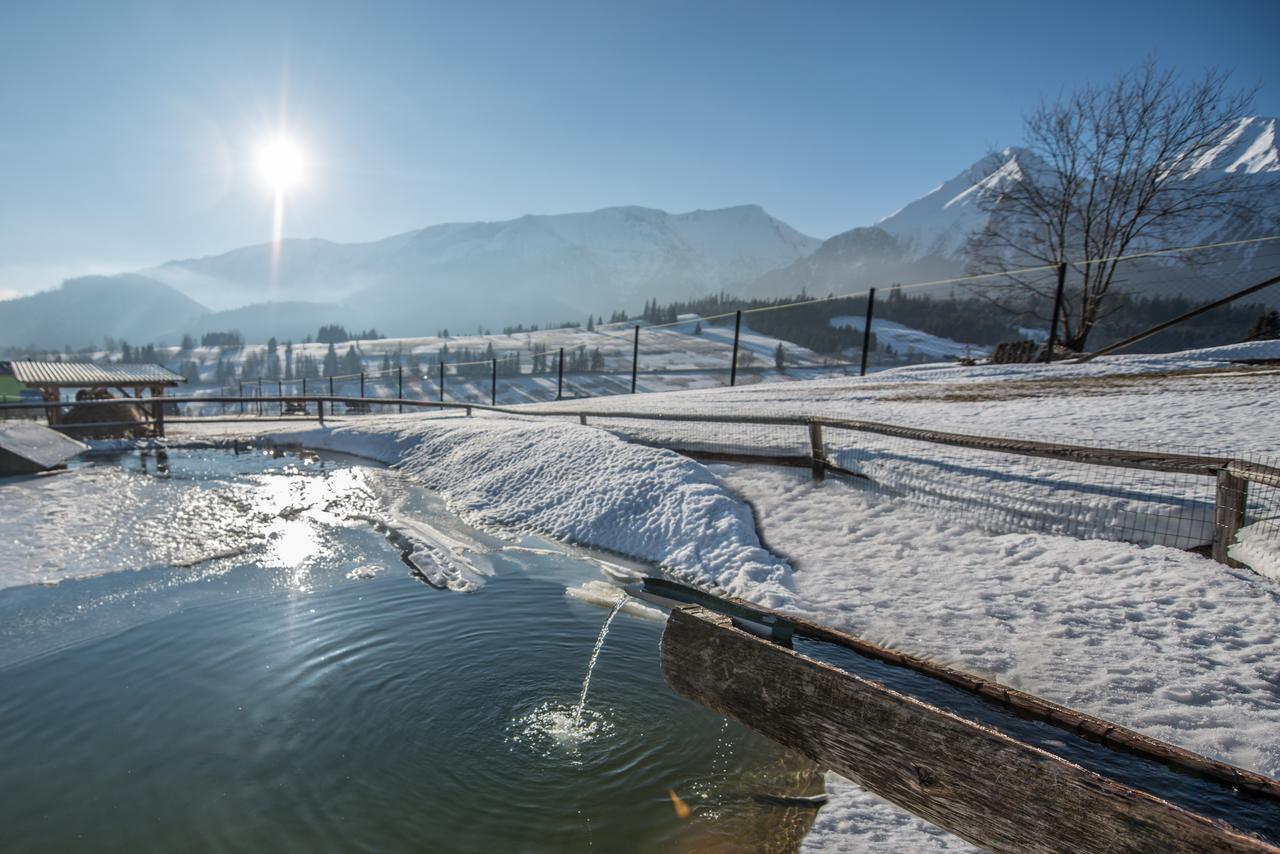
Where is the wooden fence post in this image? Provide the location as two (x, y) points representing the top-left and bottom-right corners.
(1213, 469), (1248, 566)
(152, 392), (165, 438)
(808, 421), (826, 482)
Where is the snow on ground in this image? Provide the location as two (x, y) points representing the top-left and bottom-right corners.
(30, 342), (1280, 850)
(829, 314), (988, 360)
(720, 466), (1280, 770)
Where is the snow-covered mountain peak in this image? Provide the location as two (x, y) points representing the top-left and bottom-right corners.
(1179, 116), (1278, 176)
(873, 147), (1033, 260)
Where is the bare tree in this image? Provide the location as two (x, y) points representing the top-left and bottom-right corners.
(968, 61), (1260, 352)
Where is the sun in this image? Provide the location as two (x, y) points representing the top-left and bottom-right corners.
(256, 135), (307, 192)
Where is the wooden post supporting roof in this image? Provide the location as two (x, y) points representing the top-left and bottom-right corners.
(660, 605), (1278, 853)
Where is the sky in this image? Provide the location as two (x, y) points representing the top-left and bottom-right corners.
(1, 0), (1277, 299)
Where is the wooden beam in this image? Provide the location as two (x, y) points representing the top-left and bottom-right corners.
(660, 605), (1277, 854)
(1213, 470), (1248, 567)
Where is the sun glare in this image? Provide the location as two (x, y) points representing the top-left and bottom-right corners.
(257, 136), (307, 192)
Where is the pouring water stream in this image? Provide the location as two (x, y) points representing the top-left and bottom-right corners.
(573, 594), (629, 726)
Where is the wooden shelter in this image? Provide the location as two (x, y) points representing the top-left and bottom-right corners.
(0, 361), (184, 428)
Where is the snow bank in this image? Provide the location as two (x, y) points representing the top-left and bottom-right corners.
(254, 416), (798, 608)
(829, 314), (987, 360)
(1231, 520), (1280, 582)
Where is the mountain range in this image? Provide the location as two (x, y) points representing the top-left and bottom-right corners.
(3, 116), (1276, 349)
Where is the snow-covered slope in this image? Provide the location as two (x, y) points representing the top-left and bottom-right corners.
(829, 315), (987, 359)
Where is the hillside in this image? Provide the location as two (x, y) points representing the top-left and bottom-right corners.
(0, 274), (208, 350)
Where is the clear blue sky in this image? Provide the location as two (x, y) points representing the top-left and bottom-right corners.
(1, 0), (1277, 298)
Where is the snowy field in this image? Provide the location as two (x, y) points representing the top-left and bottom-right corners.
(8, 341), (1278, 850)
(109, 314), (941, 409)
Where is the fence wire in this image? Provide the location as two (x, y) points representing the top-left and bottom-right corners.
(560, 414), (1278, 561)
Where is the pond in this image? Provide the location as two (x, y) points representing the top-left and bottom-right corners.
(0, 447), (821, 852)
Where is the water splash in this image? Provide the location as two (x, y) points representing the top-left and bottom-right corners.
(573, 594), (628, 726)
(508, 593), (630, 757)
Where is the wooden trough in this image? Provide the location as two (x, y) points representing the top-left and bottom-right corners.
(655, 592), (1280, 853)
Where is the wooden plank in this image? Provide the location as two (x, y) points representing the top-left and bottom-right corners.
(637, 578), (1280, 800)
(660, 605), (1278, 854)
(1228, 460), (1280, 490)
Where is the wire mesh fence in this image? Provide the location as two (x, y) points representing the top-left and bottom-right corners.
(569, 412), (1279, 563)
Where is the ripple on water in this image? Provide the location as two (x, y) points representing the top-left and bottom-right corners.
(508, 702), (617, 764)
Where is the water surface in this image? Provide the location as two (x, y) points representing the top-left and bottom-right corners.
(0, 448), (820, 852)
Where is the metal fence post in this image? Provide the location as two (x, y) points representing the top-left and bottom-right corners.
(557, 347), (565, 400)
(329, 375), (334, 400)
(257, 377), (263, 416)
(278, 379), (283, 416)
(491, 358), (497, 406)
(239, 381), (245, 415)
(360, 371), (365, 399)
(1045, 262), (1067, 363)
(631, 326), (639, 394)
(439, 360), (445, 403)
(730, 309), (742, 386)
(398, 367), (403, 413)
(860, 288), (876, 377)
